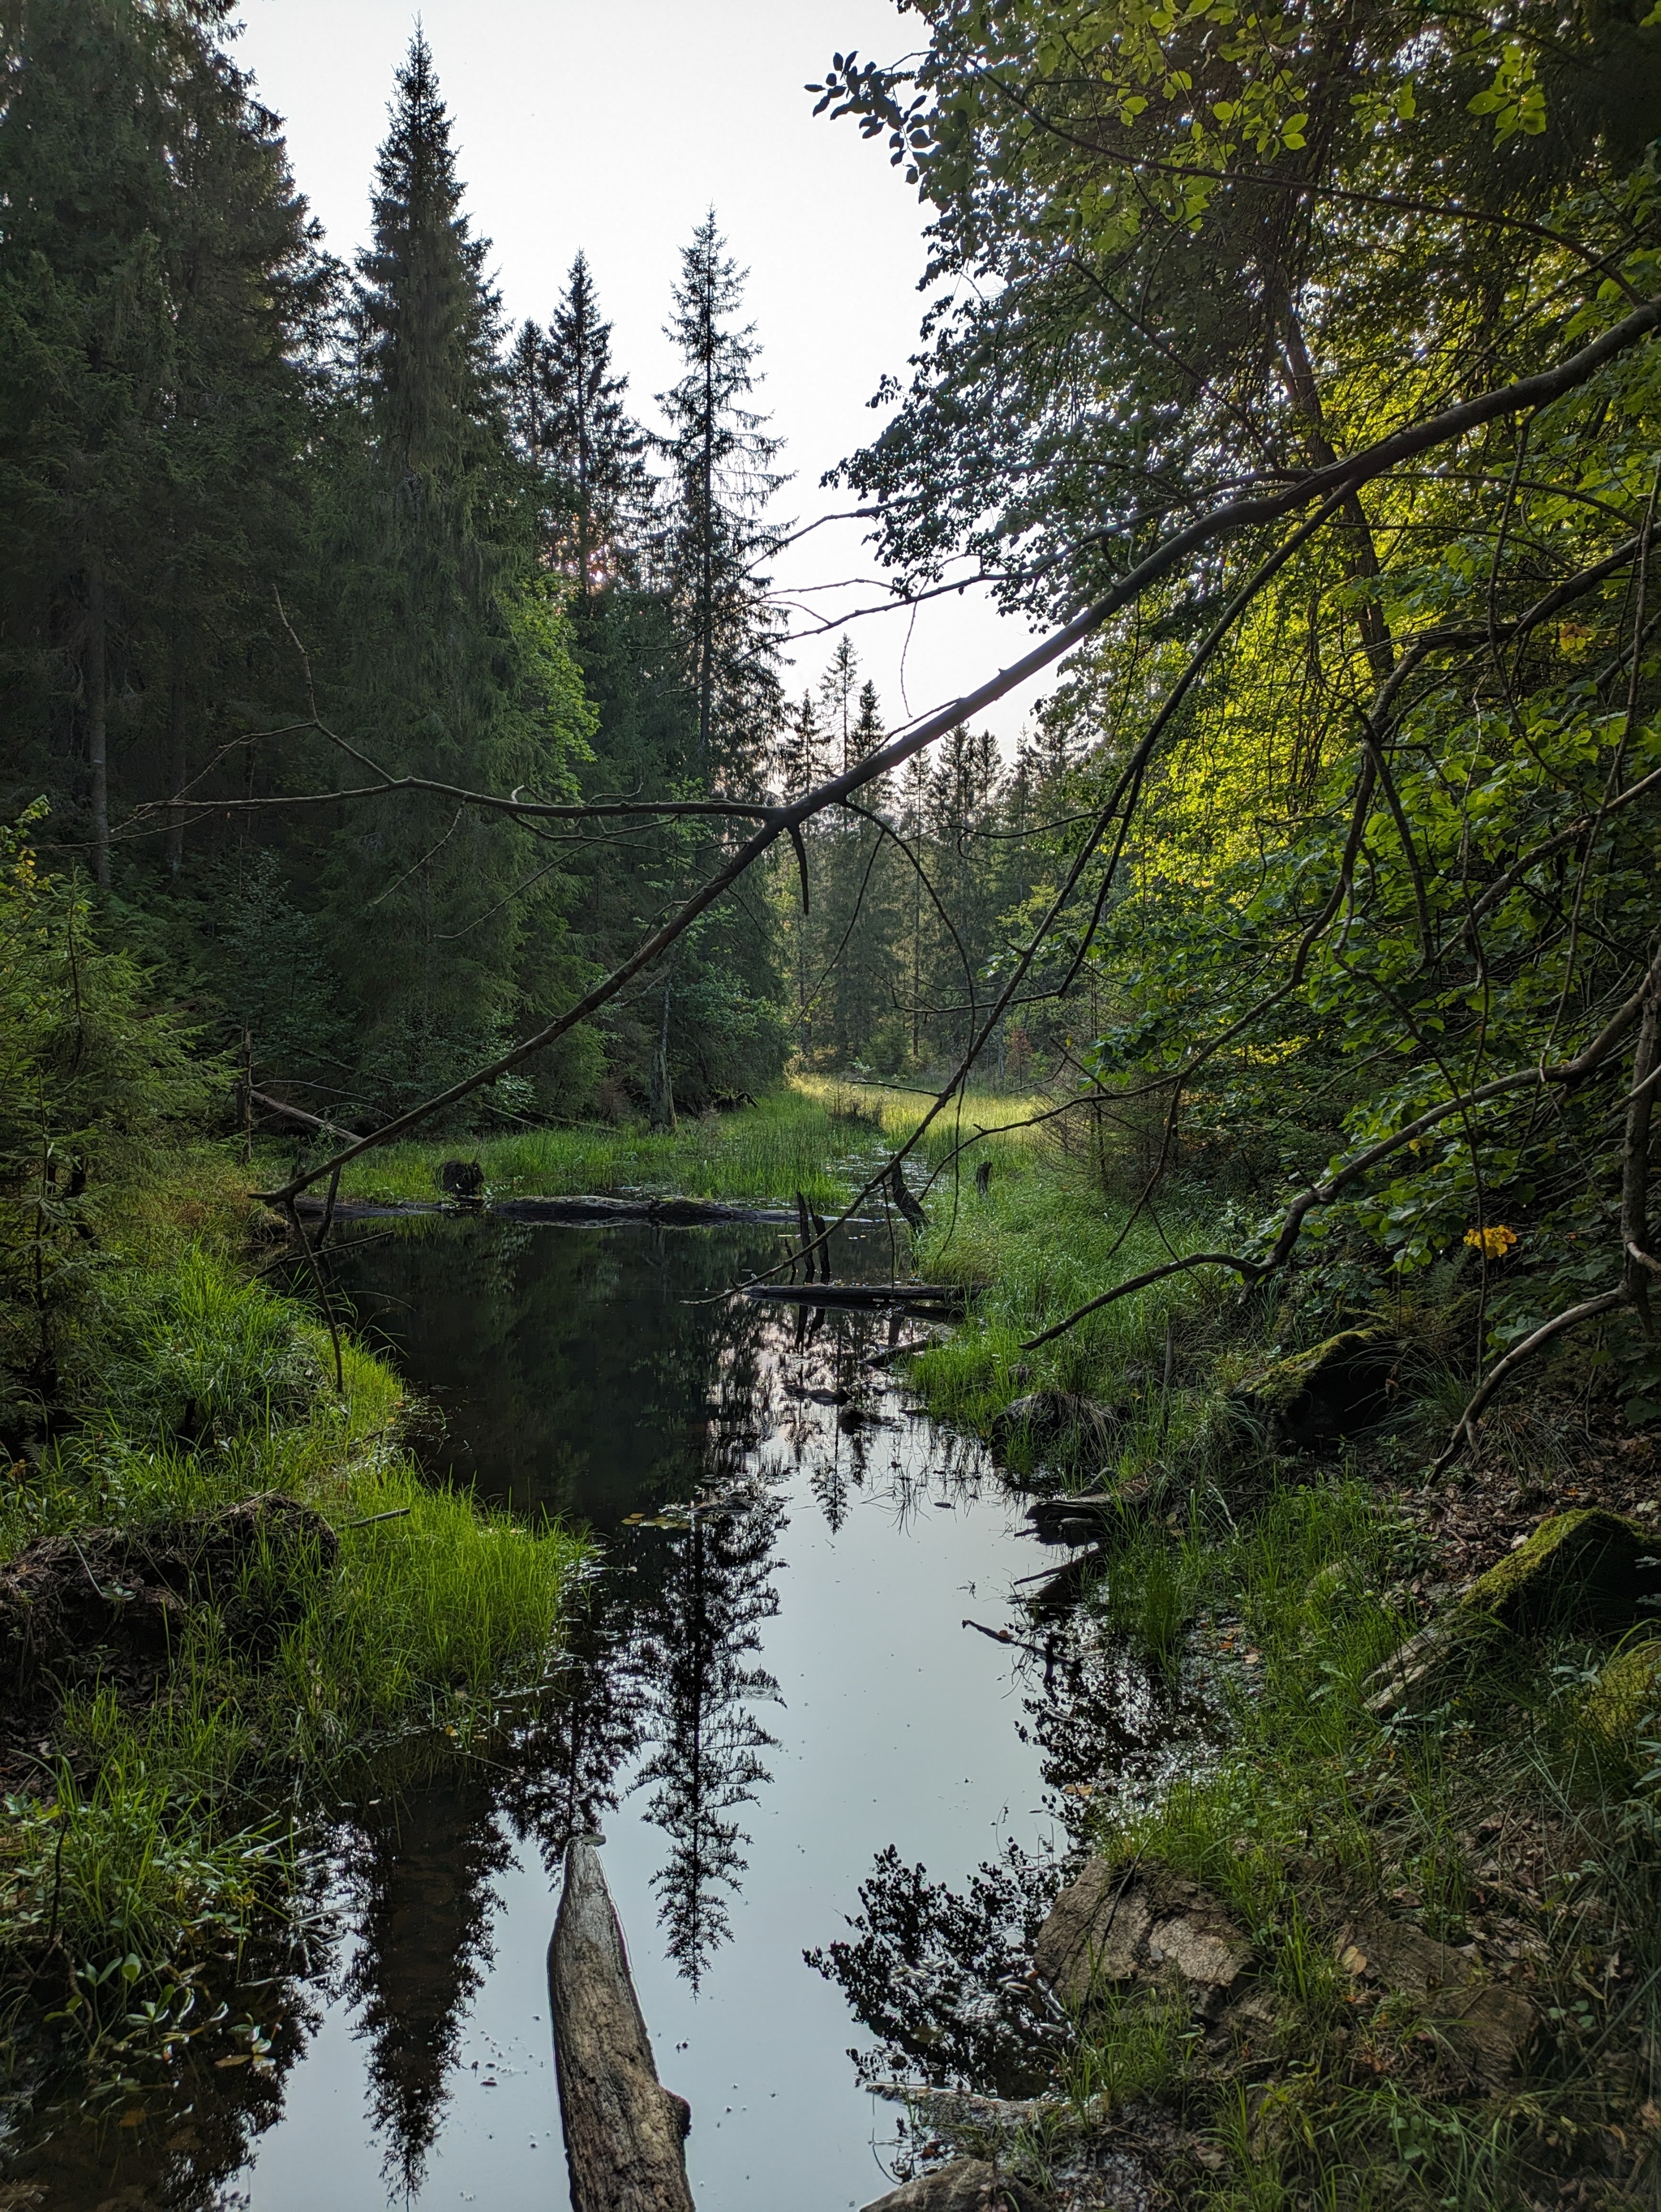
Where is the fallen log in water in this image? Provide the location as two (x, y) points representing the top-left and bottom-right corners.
(1024, 1491), (1125, 1542)
(740, 1280), (976, 1311)
(550, 1837), (696, 2212)
(293, 1191), (873, 1228)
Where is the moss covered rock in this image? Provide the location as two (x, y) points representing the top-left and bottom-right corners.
(1461, 1509), (1661, 1637)
(1235, 1327), (1402, 1447)
(1582, 1638), (1661, 1752)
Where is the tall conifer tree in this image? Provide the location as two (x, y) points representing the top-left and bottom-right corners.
(540, 254), (650, 595)
(320, 32), (594, 1108)
(657, 212), (785, 791)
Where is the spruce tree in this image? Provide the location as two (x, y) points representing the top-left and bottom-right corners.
(657, 212), (786, 791)
(815, 673), (908, 1072)
(0, 0), (313, 890)
(319, 31), (595, 1109)
(504, 318), (548, 467)
(539, 254), (650, 595)
(818, 634), (860, 772)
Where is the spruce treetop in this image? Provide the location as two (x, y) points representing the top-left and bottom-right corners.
(355, 28), (502, 483)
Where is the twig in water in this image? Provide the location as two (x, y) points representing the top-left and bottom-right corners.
(961, 1617), (1049, 1658)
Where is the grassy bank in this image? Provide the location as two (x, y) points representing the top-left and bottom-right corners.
(0, 1155), (586, 2068)
(323, 1074), (1053, 1211)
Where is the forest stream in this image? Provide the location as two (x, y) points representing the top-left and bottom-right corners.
(7, 1210), (1186, 2212)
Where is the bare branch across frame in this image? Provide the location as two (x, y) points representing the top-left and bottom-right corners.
(238, 295), (1661, 1461)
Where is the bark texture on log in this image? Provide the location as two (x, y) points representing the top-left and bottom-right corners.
(550, 1837), (696, 2212)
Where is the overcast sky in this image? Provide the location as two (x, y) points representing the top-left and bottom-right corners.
(232, 0), (1045, 752)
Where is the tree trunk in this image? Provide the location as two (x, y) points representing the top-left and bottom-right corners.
(1279, 295), (1393, 683)
(86, 557), (110, 888)
(650, 977), (676, 1131)
(549, 1837), (696, 2212)
(165, 585), (187, 876)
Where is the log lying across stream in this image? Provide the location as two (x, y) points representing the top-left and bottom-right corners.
(740, 1280), (976, 1311)
(549, 1837), (696, 2212)
(293, 1192), (874, 1228)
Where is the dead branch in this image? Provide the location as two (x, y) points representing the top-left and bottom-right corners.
(1431, 1290), (1630, 1473)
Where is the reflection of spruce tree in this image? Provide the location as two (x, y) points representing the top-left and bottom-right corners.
(810, 1445), (851, 1534)
(500, 1588), (652, 1862)
(633, 1499), (784, 1986)
(342, 1778), (509, 2197)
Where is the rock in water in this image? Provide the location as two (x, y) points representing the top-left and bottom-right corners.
(550, 1837), (695, 2212)
(1033, 1859), (1249, 2013)
(1233, 1327), (1402, 1447)
(861, 2160), (1051, 2212)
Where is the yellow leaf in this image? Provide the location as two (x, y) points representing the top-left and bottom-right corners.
(1463, 1224), (1518, 1259)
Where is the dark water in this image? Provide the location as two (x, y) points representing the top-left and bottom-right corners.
(7, 1215), (1171, 2211)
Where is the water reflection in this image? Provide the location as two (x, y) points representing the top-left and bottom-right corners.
(334, 1216), (794, 1528)
(633, 1503), (783, 1985)
(0, 1213), (1150, 2210)
(343, 1778), (512, 2196)
(326, 1216), (889, 1996)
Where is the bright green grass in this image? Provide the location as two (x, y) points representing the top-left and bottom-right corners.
(323, 1076), (1053, 1211)
(904, 1147), (1216, 1439)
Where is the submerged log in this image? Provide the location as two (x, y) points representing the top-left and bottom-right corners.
(293, 1191), (874, 1228)
(549, 1837), (695, 2212)
(740, 1281), (975, 1311)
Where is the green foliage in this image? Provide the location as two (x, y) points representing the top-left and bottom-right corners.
(0, 815), (213, 1435)
(807, 0), (1661, 1425)
(818, 2), (1661, 614)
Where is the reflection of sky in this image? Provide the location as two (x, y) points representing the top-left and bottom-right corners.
(242, 1221), (1058, 2211)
